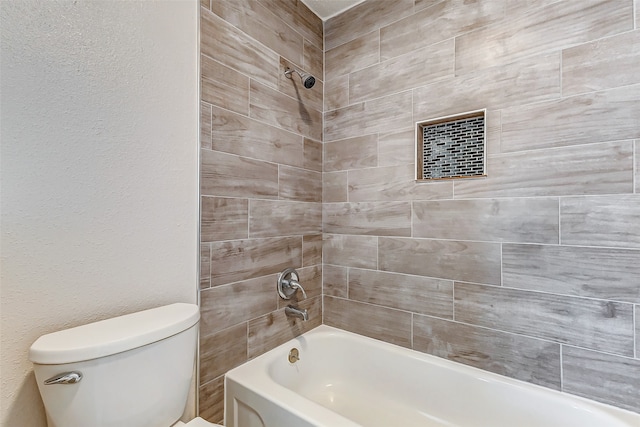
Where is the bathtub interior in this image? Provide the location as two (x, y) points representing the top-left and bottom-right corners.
(226, 325), (640, 427)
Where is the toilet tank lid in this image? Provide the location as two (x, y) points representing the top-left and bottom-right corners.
(29, 303), (200, 365)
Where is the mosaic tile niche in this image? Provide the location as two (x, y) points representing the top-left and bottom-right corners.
(417, 110), (486, 180)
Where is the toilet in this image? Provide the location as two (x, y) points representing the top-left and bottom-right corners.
(29, 303), (222, 427)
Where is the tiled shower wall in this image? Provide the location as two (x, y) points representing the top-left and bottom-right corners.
(323, 0), (640, 413)
(198, 0), (323, 422)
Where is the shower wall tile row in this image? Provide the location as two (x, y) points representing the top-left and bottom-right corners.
(198, 0), (323, 422)
(454, 0), (633, 75)
(323, 0), (640, 414)
(412, 315), (562, 390)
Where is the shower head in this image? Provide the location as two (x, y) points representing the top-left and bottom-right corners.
(284, 67), (316, 89)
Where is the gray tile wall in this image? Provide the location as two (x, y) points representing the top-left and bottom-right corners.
(199, 0), (323, 422)
(200, 0), (639, 418)
(323, 0), (640, 414)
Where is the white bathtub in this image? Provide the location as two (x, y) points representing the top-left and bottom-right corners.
(224, 325), (640, 427)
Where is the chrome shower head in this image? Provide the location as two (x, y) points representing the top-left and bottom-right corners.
(284, 67), (316, 89)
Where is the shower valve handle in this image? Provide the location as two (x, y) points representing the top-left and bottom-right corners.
(277, 268), (307, 300)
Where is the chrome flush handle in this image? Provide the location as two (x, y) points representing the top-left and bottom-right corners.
(44, 371), (83, 385)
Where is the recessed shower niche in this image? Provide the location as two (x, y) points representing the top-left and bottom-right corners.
(416, 109), (486, 181)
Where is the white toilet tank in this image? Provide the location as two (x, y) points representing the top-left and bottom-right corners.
(29, 303), (200, 427)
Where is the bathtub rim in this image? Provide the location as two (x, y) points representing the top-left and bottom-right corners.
(224, 324), (640, 426)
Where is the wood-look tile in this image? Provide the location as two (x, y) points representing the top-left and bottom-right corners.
(414, 0), (446, 12)
(413, 316), (562, 389)
(349, 164), (454, 202)
(560, 195), (640, 249)
(324, 296), (412, 348)
(505, 0), (559, 14)
(323, 171), (348, 203)
(250, 80), (322, 141)
(349, 268), (453, 318)
(325, 30), (380, 80)
(455, 282), (635, 356)
(278, 165), (322, 202)
(200, 275), (277, 335)
(380, 0), (505, 61)
(501, 84), (640, 152)
(199, 376), (224, 425)
(211, 106), (303, 168)
(324, 91), (413, 142)
(455, 0), (633, 75)
(303, 234), (322, 267)
(278, 57), (323, 113)
(209, 236), (302, 287)
(323, 265), (348, 298)
(563, 30), (640, 96)
(412, 198), (559, 243)
(453, 141), (633, 199)
(201, 196), (248, 242)
(210, 0), (303, 66)
(323, 234), (377, 269)
(201, 9), (279, 89)
(378, 129), (414, 167)
(324, 0), (414, 50)
(249, 200), (321, 238)
(248, 296), (322, 358)
(350, 40), (454, 104)
(379, 237), (502, 285)
(257, 0), (323, 49)
(323, 202), (412, 237)
(324, 75), (349, 112)
(486, 110), (501, 155)
(303, 39), (323, 83)
(200, 54), (250, 115)
(413, 53), (560, 121)
(200, 102), (212, 150)
(503, 244), (640, 303)
(562, 346), (640, 412)
(200, 323), (247, 384)
(200, 244), (210, 289)
(303, 138), (322, 173)
(201, 149), (279, 199)
(324, 134), (377, 172)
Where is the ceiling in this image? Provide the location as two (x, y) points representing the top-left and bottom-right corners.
(301, 0), (366, 20)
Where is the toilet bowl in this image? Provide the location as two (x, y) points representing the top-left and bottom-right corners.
(30, 303), (222, 427)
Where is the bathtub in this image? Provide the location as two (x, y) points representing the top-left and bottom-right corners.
(224, 325), (640, 427)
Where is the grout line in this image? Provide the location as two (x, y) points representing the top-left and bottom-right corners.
(634, 304), (637, 359)
(633, 140), (637, 194)
(452, 283), (456, 321)
(558, 196), (562, 245)
(499, 242), (503, 286)
(559, 49), (563, 99)
(559, 344), (564, 391)
(410, 313), (414, 349)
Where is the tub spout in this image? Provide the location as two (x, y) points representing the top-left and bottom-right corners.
(285, 305), (308, 321)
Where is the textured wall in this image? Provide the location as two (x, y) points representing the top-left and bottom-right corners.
(0, 1), (199, 425)
(323, 0), (640, 413)
(198, 0), (324, 422)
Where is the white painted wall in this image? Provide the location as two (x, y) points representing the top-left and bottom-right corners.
(0, 1), (199, 425)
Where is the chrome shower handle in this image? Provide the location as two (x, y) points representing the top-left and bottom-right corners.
(277, 268), (307, 300)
